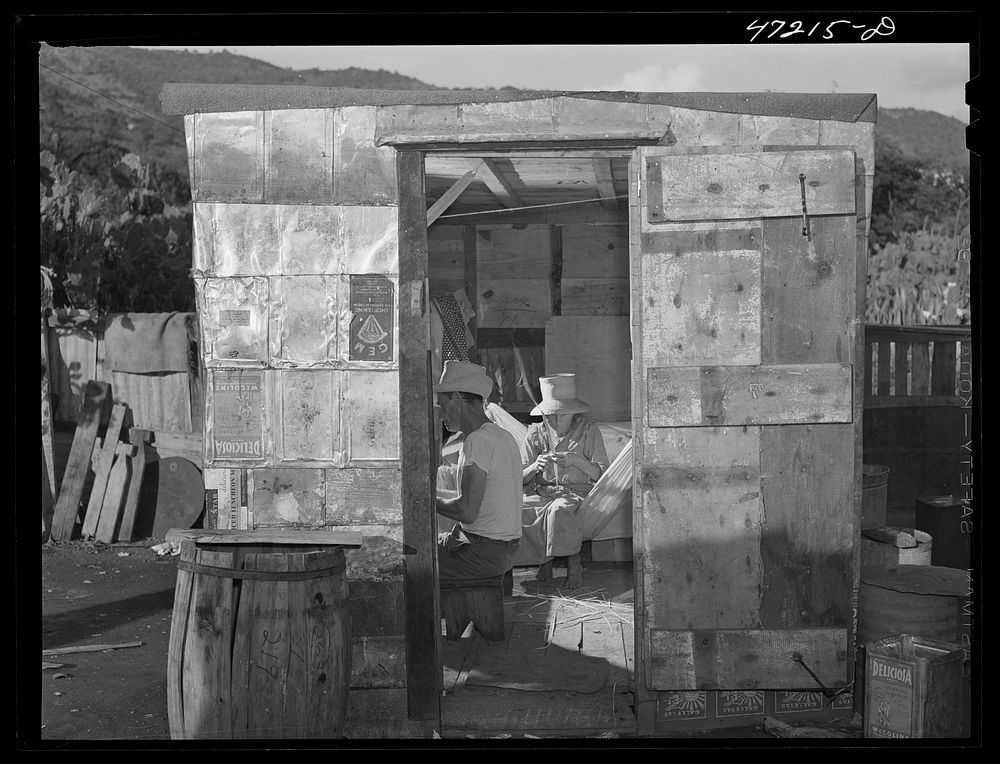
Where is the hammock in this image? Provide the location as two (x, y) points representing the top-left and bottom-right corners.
(486, 403), (633, 541)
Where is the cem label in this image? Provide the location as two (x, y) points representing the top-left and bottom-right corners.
(350, 275), (393, 362)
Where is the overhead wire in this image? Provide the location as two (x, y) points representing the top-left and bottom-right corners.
(436, 194), (629, 220)
(39, 62), (185, 134)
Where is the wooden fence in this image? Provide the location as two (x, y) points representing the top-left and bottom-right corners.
(863, 324), (972, 525)
(864, 324), (970, 406)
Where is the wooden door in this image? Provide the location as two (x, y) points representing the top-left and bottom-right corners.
(631, 146), (863, 695)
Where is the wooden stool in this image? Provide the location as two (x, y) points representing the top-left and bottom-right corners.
(440, 571), (513, 643)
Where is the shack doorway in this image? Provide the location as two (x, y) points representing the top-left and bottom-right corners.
(423, 148), (639, 737)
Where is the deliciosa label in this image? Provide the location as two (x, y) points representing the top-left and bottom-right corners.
(215, 440), (263, 456)
(870, 658), (913, 685)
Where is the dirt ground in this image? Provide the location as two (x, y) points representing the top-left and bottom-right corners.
(33, 540), (771, 748)
(29, 540), (984, 750)
(37, 538), (179, 744)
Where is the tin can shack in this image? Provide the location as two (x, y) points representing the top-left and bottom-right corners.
(160, 84), (875, 737)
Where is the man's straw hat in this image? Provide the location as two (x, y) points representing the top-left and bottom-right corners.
(434, 360), (494, 401)
(529, 374), (591, 416)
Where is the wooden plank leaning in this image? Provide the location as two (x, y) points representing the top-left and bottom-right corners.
(95, 442), (137, 544)
(116, 428), (153, 543)
(50, 380), (111, 541)
(81, 402), (129, 540)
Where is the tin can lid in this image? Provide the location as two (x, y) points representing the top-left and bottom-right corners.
(860, 564), (968, 596)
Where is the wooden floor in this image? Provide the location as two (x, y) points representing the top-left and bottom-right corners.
(439, 560), (638, 739)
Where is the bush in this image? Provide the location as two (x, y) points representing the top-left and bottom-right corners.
(867, 225), (971, 325)
(867, 138), (971, 325)
(40, 151), (195, 314)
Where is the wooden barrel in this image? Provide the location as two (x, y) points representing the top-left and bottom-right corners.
(167, 542), (351, 739)
(858, 564), (967, 647)
(860, 527), (933, 568)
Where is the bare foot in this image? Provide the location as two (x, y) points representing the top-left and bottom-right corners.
(536, 561), (553, 580)
(566, 553), (583, 588)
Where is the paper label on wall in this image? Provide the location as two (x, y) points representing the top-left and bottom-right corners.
(717, 690), (765, 717)
(774, 691), (824, 714)
(831, 690), (854, 710)
(218, 309), (252, 326)
(204, 486), (219, 529)
(658, 691), (708, 720)
(203, 468), (251, 530)
(866, 655), (914, 738)
(349, 275), (393, 362)
(211, 370), (264, 460)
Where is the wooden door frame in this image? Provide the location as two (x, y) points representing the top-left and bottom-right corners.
(395, 143), (637, 725)
(397, 149), (440, 722)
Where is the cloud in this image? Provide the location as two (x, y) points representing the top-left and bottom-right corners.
(615, 62), (705, 92)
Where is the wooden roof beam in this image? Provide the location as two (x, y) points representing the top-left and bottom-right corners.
(594, 158), (619, 211)
(426, 159), (483, 226)
(467, 158), (524, 210)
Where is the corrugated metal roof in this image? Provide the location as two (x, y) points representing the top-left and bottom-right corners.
(160, 84), (877, 123)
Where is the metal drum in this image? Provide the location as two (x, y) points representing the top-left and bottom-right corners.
(858, 564), (967, 647)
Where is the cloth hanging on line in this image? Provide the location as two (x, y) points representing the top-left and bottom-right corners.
(102, 312), (195, 373)
(433, 291), (473, 363)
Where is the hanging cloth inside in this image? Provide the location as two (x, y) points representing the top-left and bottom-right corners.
(433, 291), (473, 363)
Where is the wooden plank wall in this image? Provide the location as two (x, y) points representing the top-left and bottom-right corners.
(545, 317), (631, 421)
(185, 106), (431, 738)
(638, 192), (857, 646)
(633, 141), (862, 730)
(428, 219), (630, 413)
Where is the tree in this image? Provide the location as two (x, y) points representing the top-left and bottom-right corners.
(40, 151), (195, 314)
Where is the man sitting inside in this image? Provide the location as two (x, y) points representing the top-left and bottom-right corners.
(514, 374), (609, 589)
(435, 361), (523, 581)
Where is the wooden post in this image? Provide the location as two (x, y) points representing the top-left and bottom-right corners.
(549, 224), (563, 317)
(463, 225), (478, 363)
(397, 150), (440, 721)
(41, 308), (56, 501)
(894, 341), (910, 396)
(41, 307), (57, 540)
(931, 339), (958, 396)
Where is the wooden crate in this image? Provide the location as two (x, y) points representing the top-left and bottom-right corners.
(590, 538), (632, 563)
(864, 634), (967, 738)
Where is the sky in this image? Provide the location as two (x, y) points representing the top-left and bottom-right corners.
(136, 44), (971, 122)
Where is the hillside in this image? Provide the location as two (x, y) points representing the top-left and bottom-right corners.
(38, 43), (442, 188)
(875, 107), (970, 175)
(35, 44), (971, 323)
(37, 43), (970, 189)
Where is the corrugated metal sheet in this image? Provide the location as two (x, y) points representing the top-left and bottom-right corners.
(47, 326), (98, 423)
(109, 370), (193, 432)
